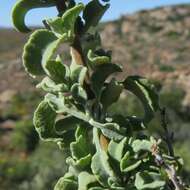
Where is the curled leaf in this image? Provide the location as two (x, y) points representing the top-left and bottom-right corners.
(36, 77), (68, 93)
(108, 138), (127, 162)
(83, 0), (110, 32)
(135, 171), (165, 189)
(78, 172), (97, 190)
(101, 79), (123, 110)
(54, 174), (78, 190)
(12, 0), (56, 32)
(120, 151), (142, 173)
(123, 76), (159, 125)
(71, 83), (88, 105)
(33, 100), (61, 141)
(91, 64), (122, 99)
(47, 3), (85, 38)
(87, 49), (111, 67)
(23, 29), (57, 77)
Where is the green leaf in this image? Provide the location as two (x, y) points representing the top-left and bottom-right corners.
(71, 135), (91, 160)
(12, 0), (56, 33)
(91, 64), (122, 99)
(91, 151), (116, 187)
(87, 49), (111, 67)
(78, 172), (97, 190)
(108, 177), (125, 190)
(45, 93), (89, 122)
(66, 154), (92, 171)
(23, 29), (57, 77)
(135, 171), (166, 189)
(132, 139), (154, 153)
(91, 128), (119, 187)
(47, 3), (85, 38)
(33, 100), (61, 141)
(108, 138), (127, 162)
(89, 187), (108, 190)
(34, 100), (75, 147)
(42, 36), (67, 75)
(54, 174), (78, 190)
(71, 125), (93, 159)
(71, 83), (88, 105)
(120, 152), (142, 173)
(89, 119), (126, 140)
(81, 33), (101, 54)
(83, 0), (110, 32)
(45, 57), (70, 83)
(54, 115), (81, 135)
(101, 79), (123, 110)
(70, 63), (88, 85)
(123, 76), (159, 124)
(36, 77), (68, 93)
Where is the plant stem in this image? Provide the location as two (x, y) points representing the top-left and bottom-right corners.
(55, 0), (67, 16)
(160, 107), (174, 157)
(152, 151), (184, 190)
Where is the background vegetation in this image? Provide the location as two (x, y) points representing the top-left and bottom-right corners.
(0, 3), (190, 189)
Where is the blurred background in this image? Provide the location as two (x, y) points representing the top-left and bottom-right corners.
(1, 1), (190, 189)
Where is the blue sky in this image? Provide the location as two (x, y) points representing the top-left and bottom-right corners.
(1, 0), (190, 28)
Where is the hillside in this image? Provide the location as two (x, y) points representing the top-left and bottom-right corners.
(1, 5), (190, 106)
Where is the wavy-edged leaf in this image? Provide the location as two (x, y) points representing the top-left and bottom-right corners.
(89, 187), (108, 190)
(91, 128), (119, 187)
(47, 3), (85, 38)
(87, 49), (111, 67)
(71, 125), (93, 159)
(89, 119), (126, 140)
(135, 171), (166, 190)
(45, 57), (70, 83)
(12, 0), (55, 32)
(54, 174), (78, 190)
(123, 76), (159, 124)
(81, 33), (101, 54)
(101, 79), (123, 110)
(108, 138), (127, 162)
(70, 62), (88, 85)
(78, 172), (98, 190)
(83, 0), (110, 32)
(36, 77), (68, 93)
(91, 151), (116, 187)
(120, 152), (142, 173)
(54, 115), (81, 135)
(108, 177), (125, 190)
(33, 100), (60, 141)
(45, 93), (89, 122)
(71, 135), (91, 160)
(33, 100), (75, 146)
(91, 64), (122, 99)
(132, 139), (154, 153)
(66, 154), (92, 171)
(42, 36), (67, 75)
(71, 83), (87, 105)
(23, 29), (57, 77)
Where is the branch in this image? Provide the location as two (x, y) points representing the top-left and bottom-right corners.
(151, 143), (185, 190)
(55, 0), (67, 16)
(160, 107), (174, 157)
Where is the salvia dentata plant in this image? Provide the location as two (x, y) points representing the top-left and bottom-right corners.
(11, 0), (189, 189)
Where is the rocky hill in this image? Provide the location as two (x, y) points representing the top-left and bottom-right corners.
(1, 4), (190, 117)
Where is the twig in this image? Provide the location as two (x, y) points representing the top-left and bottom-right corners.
(55, 0), (67, 16)
(160, 107), (174, 157)
(151, 143), (185, 190)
